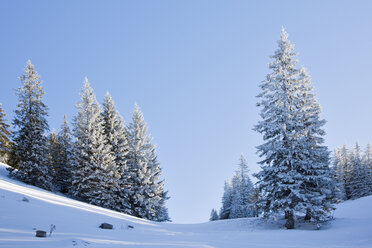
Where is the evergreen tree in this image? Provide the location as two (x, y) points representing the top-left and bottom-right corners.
(254, 29), (335, 229)
(53, 115), (74, 193)
(339, 145), (353, 199)
(219, 181), (233, 219)
(230, 155), (255, 219)
(349, 143), (370, 199)
(72, 78), (116, 208)
(9, 60), (52, 190)
(47, 129), (59, 189)
(209, 208), (219, 221)
(250, 186), (261, 217)
(101, 93), (129, 212)
(0, 103), (12, 163)
(363, 144), (372, 193)
(332, 148), (347, 201)
(125, 104), (170, 221)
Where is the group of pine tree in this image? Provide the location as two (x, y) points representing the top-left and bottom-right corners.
(210, 28), (372, 229)
(0, 61), (169, 222)
(333, 143), (372, 200)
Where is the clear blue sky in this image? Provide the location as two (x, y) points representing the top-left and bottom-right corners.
(1, 0), (372, 223)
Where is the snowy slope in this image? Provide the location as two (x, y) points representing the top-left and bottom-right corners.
(1, 163), (372, 248)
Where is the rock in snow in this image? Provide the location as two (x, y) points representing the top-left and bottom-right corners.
(99, 223), (113, 229)
(35, 230), (46, 238)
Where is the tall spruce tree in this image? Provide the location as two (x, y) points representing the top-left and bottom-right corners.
(125, 104), (170, 221)
(72, 78), (116, 208)
(9, 60), (52, 190)
(0, 103), (12, 163)
(254, 29), (335, 229)
(101, 93), (130, 212)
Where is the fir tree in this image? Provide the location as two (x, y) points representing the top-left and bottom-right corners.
(363, 144), (372, 193)
(349, 143), (370, 199)
(47, 129), (59, 189)
(219, 181), (233, 219)
(210, 208), (219, 221)
(72, 78), (116, 208)
(338, 145), (353, 199)
(250, 186), (261, 217)
(125, 104), (170, 221)
(9, 60), (52, 190)
(0, 103), (12, 163)
(254, 29), (335, 229)
(53, 115), (74, 193)
(230, 155), (255, 219)
(101, 93), (129, 212)
(332, 148), (347, 201)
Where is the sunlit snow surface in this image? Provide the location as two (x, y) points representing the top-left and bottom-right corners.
(0, 163), (371, 248)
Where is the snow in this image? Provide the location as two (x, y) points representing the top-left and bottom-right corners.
(0, 163), (372, 248)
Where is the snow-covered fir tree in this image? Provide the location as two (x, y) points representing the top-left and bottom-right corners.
(101, 92), (130, 212)
(8, 60), (52, 190)
(218, 155), (256, 220)
(332, 148), (347, 201)
(229, 155), (255, 219)
(72, 78), (117, 208)
(209, 208), (219, 221)
(125, 104), (170, 221)
(349, 143), (370, 199)
(362, 144), (372, 193)
(254, 29), (335, 229)
(47, 129), (59, 189)
(53, 115), (74, 193)
(219, 181), (233, 219)
(335, 145), (353, 199)
(0, 103), (12, 163)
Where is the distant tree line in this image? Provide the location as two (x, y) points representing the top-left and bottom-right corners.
(333, 143), (372, 200)
(210, 155), (258, 221)
(0, 60), (169, 222)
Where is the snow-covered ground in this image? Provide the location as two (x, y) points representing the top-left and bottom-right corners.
(0, 163), (371, 248)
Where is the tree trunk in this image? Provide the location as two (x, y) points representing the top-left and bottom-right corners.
(304, 208), (311, 221)
(284, 210), (289, 219)
(285, 211), (295, 229)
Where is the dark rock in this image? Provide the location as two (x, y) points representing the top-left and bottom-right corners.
(35, 230), (47, 237)
(127, 225), (134, 229)
(22, 197), (29, 202)
(99, 223), (113, 229)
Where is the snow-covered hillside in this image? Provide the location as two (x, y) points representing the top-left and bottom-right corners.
(0, 163), (371, 248)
